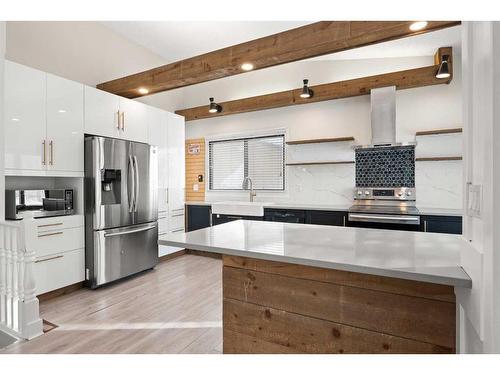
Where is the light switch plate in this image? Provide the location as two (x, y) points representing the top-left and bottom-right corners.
(466, 183), (482, 218)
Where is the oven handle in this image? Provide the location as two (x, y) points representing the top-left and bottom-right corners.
(348, 213), (420, 225)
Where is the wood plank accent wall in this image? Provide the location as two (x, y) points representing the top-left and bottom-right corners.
(222, 255), (456, 354)
(97, 22), (460, 98)
(177, 47), (453, 121)
(185, 138), (206, 202)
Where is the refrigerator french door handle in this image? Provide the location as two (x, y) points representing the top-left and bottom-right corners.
(128, 155), (135, 213)
(94, 137), (103, 228)
(133, 155), (140, 212)
(103, 224), (156, 237)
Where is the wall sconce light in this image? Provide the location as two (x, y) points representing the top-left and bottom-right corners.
(299, 79), (314, 99)
(436, 55), (451, 79)
(208, 97), (223, 113)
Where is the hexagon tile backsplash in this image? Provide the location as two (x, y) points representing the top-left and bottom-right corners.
(355, 145), (415, 188)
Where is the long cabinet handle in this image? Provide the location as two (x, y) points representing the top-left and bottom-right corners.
(37, 222), (63, 228)
(171, 228), (185, 233)
(35, 255), (63, 263)
(49, 140), (54, 165)
(38, 231), (64, 238)
(121, 112), (125, 131)
(42, 140), (46, 165)
(116, 110), (121, 129)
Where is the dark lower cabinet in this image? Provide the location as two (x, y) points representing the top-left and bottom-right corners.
(212, 214), (263, 226)
(264, 208), (306, 223)
(306, 210), (347, 226)
(186, 205), (212, 232)
(421, 215), (463, 235)
(187, 204), (463, 235)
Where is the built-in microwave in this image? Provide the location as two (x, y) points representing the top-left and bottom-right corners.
(5, 189), (74, 220)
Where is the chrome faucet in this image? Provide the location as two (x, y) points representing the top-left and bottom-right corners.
(242, 176), (257, 202)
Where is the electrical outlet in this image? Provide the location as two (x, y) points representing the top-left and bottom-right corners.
(466, 183), (482, 218)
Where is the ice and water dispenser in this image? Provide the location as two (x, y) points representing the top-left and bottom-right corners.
(100, 169), (121, 204)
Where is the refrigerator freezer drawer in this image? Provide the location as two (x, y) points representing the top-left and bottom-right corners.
(90, 221), (158, 288)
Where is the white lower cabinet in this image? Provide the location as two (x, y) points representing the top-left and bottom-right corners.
(34, 249), (85, 296)
(24, 215), (85, 296)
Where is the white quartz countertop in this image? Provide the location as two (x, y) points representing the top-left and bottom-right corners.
(185, 201), (463, 216)
(159, 220), (472, 288)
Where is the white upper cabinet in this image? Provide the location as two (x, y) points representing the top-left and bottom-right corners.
(148, 106), (168, 187)
(46, 74), (84, 173)
(167, 113), (186, 213)
(84, 86), (120, 138)
(84, 86), (148, 143)
(119, 97), (148, 143)
(4, 61), (47, 172)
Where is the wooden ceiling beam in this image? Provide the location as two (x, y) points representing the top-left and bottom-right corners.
(175, 47), (453, 122)
(96, 21), (460, 98)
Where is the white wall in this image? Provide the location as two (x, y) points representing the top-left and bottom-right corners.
(5, 22), (166, 87)
(458, 21), (500, 354)
(0, 22), (5, 219)
(154, 56), (463, 209)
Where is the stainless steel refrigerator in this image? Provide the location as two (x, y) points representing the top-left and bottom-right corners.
(84, 136), (158, 288)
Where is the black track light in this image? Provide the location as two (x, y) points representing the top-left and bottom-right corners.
(299, 79), (313, 99)
(436, 55), (451, 79)
(208, 97), (223, 113)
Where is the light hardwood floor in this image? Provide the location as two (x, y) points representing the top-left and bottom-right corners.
(1, 255), (223, 354)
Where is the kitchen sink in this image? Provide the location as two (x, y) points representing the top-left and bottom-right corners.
(211, 201), (274, 217)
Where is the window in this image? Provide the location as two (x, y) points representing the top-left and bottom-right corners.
(209, 134), (285, 190)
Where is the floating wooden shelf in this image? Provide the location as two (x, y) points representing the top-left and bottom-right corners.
(416, 128), (463, 136)
(416, 156), (462, 161)
(286, 136), (355, 145)
(286, 161), (355, 166)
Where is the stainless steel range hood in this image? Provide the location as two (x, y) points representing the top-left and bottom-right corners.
(356, 85), (415, 149)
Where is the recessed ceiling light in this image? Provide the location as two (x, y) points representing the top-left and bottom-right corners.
(58, 109), (67, 113)
(409, 21), (428, 31)
(137, 87), (149, 95)
(11, 118), (20, 122)
(241, 63), (254, 71)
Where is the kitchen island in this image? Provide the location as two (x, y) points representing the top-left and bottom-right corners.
(159, 220), (472, 354)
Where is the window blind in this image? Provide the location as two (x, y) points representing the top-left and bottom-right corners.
(209, 134), (285, 191)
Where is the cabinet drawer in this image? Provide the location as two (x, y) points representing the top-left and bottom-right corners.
(26, 226), (85, 258)
(29, 215), (84, 231)
(158, 217), (168, 235)
(169, 214), (185, 231)
(34, 248), (85, 295)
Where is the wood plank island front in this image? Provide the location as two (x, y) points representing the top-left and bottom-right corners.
(159, 220), (472, 354)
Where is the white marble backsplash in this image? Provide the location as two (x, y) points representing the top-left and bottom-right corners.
(286, 164), (354, 205)
(206, 160), (463, 210)
(206, 137), (463, 209)
(415, 160), (463, 209)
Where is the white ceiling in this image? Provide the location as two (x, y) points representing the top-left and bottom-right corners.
(102, 22), (461, 65)
(101, 21), (310, 63)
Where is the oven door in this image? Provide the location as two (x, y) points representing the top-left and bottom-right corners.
(347, 213), (421, 231)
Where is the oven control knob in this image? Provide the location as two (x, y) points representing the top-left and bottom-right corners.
(397, 192), (403, 197)
(357, 190), (363, 196)
(364, 190), (370, 196)
(406, 191), (412, 196)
